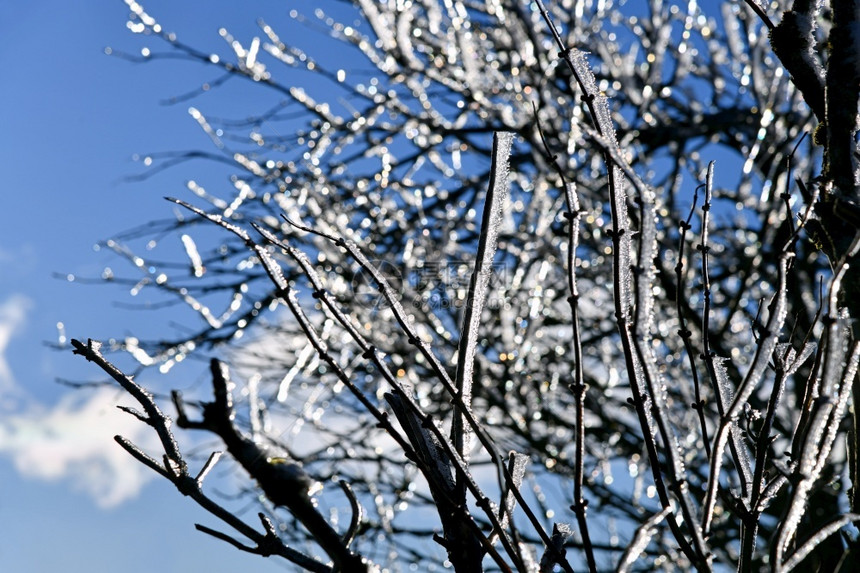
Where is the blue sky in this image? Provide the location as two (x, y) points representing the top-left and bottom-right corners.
(0, 2), (325, 571)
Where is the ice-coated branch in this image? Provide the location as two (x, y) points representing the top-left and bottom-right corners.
(172, 359), (371, 571)
(702, 252), (790, 535)
(251, 226), (524, 570)
(774, 324), (860, 567)
(535, 3), (711, 567)
(674, 184), (711, 458)
(617, 506), (673, 573)
(768, 0), (825, 122)
(533, 104), (596, 573)
(275, 211), (574, 571)
(698, 162), (753, 501)
(70, 339), (333, 572)
(780, 513), (860, 572)
(452, 131), (512, 488)
(824, 0), (860, 196)
(171, 191), (552, 571)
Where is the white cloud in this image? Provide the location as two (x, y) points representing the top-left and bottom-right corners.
(0, 386), (158, 507)
(0, 293), (157, 507)
(0, 294), (32, 395)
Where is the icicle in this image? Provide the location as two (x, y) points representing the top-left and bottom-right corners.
(180, 234), (205, 278)
(617, 506), (673, 572)
(498, 450), (528, 531)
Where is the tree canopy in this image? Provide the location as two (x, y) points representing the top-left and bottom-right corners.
(72, 0), (860, 571)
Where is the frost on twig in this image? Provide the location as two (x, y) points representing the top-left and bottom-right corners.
(452, 131), (513, 469)
(769, 1), (826, 121)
